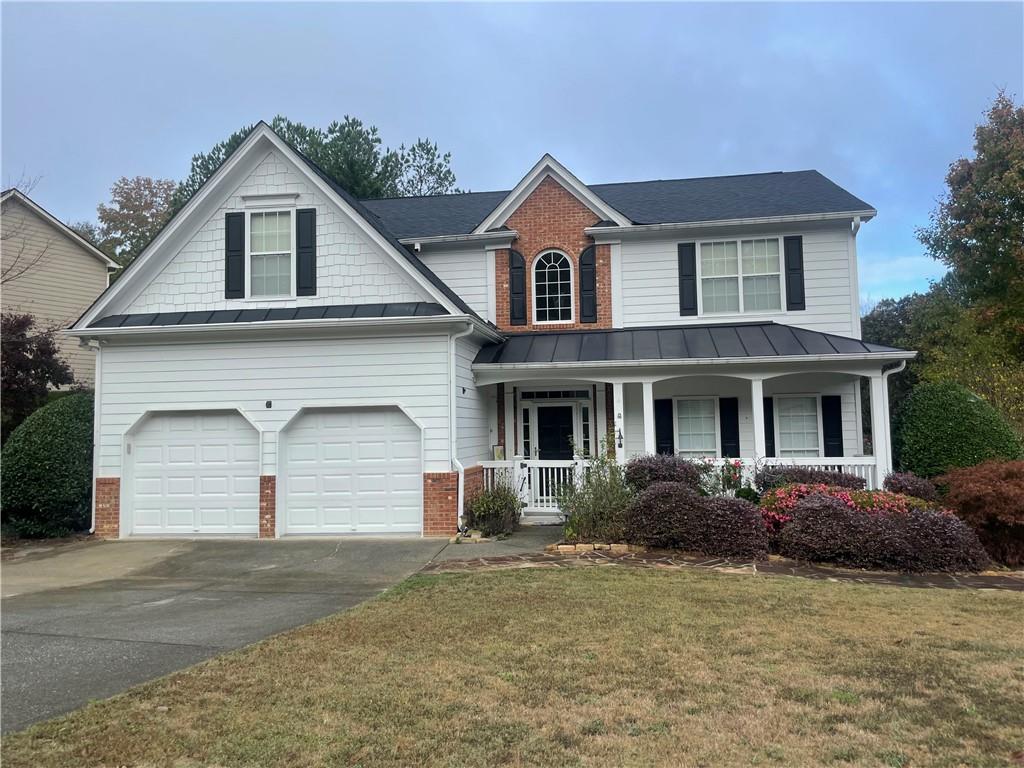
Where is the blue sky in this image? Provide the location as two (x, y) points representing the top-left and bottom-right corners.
(3, 2), (1021, 306)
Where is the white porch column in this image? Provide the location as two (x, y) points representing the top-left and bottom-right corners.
(642, 381), (656, 455)
(504, 385), (516, 458)
(612, 382), (625, 464)
(869, 373), (890, 484)
(750, 377), (766, 460)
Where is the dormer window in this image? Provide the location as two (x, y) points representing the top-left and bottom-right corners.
(248, 210), (294, 298)
(533, 250), (573, 323)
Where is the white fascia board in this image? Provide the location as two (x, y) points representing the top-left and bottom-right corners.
(472, 154), (630, 234)
(585, 210), (877, 240)
(66, 313), (504, 344)
(1, 189), (119, 268)
(400, 230), (518, 248)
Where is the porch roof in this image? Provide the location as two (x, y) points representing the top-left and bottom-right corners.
(473, 322), (912, 366)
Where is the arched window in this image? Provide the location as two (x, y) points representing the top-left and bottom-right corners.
(533, 250), (573, 323)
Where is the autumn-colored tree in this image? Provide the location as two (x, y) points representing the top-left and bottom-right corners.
(0, 313), (74, 442)
(96, 176), (175, 268)
(171, 116), (460, 214)
(917, 91), (1024, 346)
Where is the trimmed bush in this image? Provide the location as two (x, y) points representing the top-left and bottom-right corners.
(778, 493), (989, 573)
(1, 392), (94, 538)
(754, 465), (866, 493)
(624, 454), (709, 494)
(938, 460), (1024, 566)
(735, 486), (761, 505)
(623, 482), (767, 559)
(894, 381), (1022, 478)
(883, 472), (938, 502)
(463, 478), (521, 537)
(560, 450), (634, 543)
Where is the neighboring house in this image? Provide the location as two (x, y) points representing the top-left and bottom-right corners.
(2, 189), (117, 385)
(69, 122), (914, 539)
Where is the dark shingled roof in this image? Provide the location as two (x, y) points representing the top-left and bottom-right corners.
(362, 170), (874, 240)
(473, 322), (906, 365)
(90, 302), (447, 329)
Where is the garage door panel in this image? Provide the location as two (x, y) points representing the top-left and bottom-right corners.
(284, 407), (422, 535)
(130, 411), (259, 536)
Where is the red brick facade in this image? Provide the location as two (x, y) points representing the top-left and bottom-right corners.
(259, 475), (276, 538)
(463, 464), (484, 505)
(495, 176), (613, 332)
(423, 471), (459, 537)
(94, 477), (121, 539)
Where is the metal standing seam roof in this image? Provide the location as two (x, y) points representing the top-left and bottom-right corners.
(89, 302), (448, 329)
(473, 322), (907, 365)
(361, 170), (875, 240)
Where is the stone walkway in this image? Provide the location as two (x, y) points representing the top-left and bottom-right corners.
(421, 549), (1024, 591)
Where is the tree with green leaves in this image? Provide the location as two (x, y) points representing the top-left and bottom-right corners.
(171, 116), (461, 215)
(917, 91), (1024, 348)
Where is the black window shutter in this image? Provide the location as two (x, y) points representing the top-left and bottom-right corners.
(509, 250), (526, 326)
(654, 399), (674, 455)
(719, 397), (740, 458)
(763, 397), (776, 457)
(224, 212), (245, 299)
(821, 395), (844, 457)
(678, 242), (697, 316)
(579, 245), (597, 323)
(784, 235), (805, 311)
(295, 208), (316, 296)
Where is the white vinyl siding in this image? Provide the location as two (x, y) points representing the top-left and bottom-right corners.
(618, 223), (857, 335)
(125, 149), (428, 314)
(455, 336), (490, 465)
(418, 248), (489, 319)
(96, 333), (452, 477)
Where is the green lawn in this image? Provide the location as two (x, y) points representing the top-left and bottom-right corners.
(4, 567), (1023, 767)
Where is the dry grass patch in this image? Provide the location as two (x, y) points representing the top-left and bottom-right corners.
(3, 567), (1023, 767)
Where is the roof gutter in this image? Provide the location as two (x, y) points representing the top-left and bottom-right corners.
(66, 313), (505, 344)
(474, 350), (916, 372)
(584, 209), (877, 238)
(399, 230), (519, 248)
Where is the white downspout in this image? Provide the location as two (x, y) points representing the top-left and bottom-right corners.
(880, 360), (906, 476)
(449, 322), (475, 530)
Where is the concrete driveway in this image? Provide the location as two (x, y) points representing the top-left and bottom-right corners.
(1, 537), (446, 733)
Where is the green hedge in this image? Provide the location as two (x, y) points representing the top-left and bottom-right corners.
(894, 381), (1022, 478)
(1, 392), (94, 537)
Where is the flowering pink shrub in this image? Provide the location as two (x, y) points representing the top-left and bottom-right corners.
(759, 483), (942, 536)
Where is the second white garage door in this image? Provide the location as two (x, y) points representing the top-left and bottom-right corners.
(282, 407), (422, 535)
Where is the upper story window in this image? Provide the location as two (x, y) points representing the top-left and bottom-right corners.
(533, 250), (573, 323)
(699, 237), (782, 314)
(248, 210), (293, 298)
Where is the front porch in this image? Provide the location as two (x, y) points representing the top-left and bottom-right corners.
(472, 338), (908, 521)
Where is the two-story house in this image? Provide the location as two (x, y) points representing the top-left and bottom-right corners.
(2, 188), (117, 385)
(69, 123), (913, 539)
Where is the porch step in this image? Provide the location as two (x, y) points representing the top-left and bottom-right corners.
(521, 515), (563, 526)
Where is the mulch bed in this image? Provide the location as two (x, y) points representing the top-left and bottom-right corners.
(422, 549), (1024, 591)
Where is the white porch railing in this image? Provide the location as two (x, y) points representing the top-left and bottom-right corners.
(480, 454), (879, 520)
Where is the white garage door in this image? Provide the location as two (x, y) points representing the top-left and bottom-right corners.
(130, 411), (260, 536)
(283, 407), (422, 534)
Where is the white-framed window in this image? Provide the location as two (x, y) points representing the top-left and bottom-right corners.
(776, 396), (821, 457)
(247, 209), (294, 298)
(699, 237), (783, 314)
(532, 250), (573, 323)
(580, 405), (591, 456)
(521, 407), (532, 458)
(673, 397), (719, 458)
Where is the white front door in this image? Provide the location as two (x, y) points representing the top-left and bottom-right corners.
(282, 407), (422, 535)
(129, 411), (260, 536)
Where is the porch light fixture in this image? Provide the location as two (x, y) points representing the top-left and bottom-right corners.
(616, 428), (623, 449)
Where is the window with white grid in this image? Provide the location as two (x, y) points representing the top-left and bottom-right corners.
(249, 211), (292, 297)
(699, 237), (782, 314)
(675, 398), (718, 457)
(777, 396), (820, 457)
(533, 251), (573, 323)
